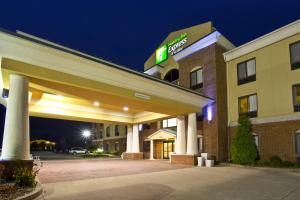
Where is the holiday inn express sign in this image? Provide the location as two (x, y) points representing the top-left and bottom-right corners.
(156, 33), (187, 64)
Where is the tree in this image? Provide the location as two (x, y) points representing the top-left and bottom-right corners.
(231, 115), (258, 165)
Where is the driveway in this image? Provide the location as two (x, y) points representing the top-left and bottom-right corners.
(38, 159), (191, 183)
(40, 160), (300, 200)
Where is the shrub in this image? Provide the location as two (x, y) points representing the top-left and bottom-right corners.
(231, 115), (258, 165)
(255, 160), (270, 167)
(281, 161), (295, 168)
(269, 155), (282, 167)
(14, 168), (39, 187)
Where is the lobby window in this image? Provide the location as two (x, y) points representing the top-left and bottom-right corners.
(115, 125), (120, 136)
(190, 68), (203, 89)
(237, 58), (256, 85)
(296, 133), (300, 155)
(239, 94), (258, 117)
(290, 41), (300, 70)
(162, 118), (177, 128)
(106, 127), (110, 137)
(293, 84), (300, 112)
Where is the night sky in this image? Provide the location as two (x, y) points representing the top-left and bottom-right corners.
(0, 0), (299, 147)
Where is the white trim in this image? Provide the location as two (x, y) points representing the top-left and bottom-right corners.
(190, 66), (202, 72)
(144, 65), (163, 76)
(174, 31), (235, 62)
(229, 114), (300, 127)
(224, 19), (300, 62)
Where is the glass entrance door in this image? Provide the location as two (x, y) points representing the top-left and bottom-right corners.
(163, 141), (174, 159)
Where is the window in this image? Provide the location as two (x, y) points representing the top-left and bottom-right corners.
(237, 58), (256, 85)
(99, 131), (103, 139)
(253, 134), (259, 149)
(293, 84), (300, 112)
(115, 125), (120, 136)
(290, 41), (300, 70)
(164, 69), (179, 84)
(239, 94), (258, 117)
(190, 68), (203, 89)
(106, 127), (110, 137)
(296, 133), (300, 154)
(162, 118), (177, 128)
(115, 142), (119, 152)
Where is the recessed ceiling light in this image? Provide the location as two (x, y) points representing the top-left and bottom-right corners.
(94, 101), (100, 106)
(123, 106), (129, 111)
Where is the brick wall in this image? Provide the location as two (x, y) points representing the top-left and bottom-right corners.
(178, 43), (228, 161)
(229, 119), (300, 162)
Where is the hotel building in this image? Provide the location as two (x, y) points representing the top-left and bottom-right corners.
(140, 22), (235, 163)
(92, 124), (127, 153)
(0, 19), (299, 169)
(224, 19), (300, 162)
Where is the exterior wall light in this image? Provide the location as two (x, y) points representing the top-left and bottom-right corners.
(94, 101), (100, 106)
(207, 105), (213, 123)
(2, 88), (9, 98)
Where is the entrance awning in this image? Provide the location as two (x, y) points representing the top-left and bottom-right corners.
(0, 30), (214, 124)
(146, 129), (176, 140)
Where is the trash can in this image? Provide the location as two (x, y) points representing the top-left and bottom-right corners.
(197, 157), (205, 167)
(206, 159), (214, 167)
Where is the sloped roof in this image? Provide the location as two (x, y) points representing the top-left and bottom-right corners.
(146, 129), (176, 140)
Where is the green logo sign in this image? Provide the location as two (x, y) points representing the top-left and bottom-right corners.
(156, 44), (168, 64)
(155, 33), (187, 65)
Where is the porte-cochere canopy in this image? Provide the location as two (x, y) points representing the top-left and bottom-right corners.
(0, 30), (213, 125)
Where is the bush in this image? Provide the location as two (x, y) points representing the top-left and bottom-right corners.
(231, 115), (258, 165)
(14, 168), (39, 187)
(255, 160), (270, 167)
(269, 155), (282, 167)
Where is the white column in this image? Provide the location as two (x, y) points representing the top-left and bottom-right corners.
(1, 74), (30, 160)
(187, 113), (198, 155)
(126, 125), (133, 153)
(132, 124), (140, 153)
(150, 140), (154, 160)
(175, 115), (186, 155)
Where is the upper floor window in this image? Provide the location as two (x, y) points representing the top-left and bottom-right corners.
(115, 125), (120, 136)
(164, 69), (179, 84)
(106, 127), (110, 137)
(162, 118), (177, 128)
(190, 68), (203, 89)
(290, 41), (300, 70)
(293, 84), (300, 112)
(237, 58), (256, 85)
(239, 94), (257, 118)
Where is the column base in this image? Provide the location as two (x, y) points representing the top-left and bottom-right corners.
(0, 160), (33, 181)
(170, 154), (198, 165)
(122, 152), (143, 160)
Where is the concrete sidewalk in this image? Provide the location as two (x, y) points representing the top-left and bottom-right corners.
(42, 166), (300, 200)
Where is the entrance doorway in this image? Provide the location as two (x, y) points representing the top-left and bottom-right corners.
(163, 141), (175, 159)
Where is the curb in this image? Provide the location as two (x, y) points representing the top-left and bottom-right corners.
(219, 162), (300, 172)
(16, 182), (43, 200)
